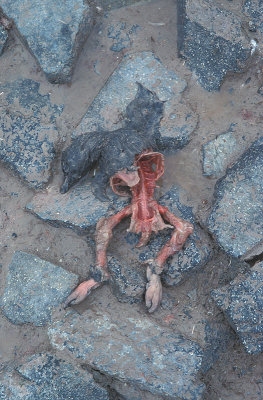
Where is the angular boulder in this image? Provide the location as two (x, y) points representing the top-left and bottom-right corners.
(26, 185), (128, 234)
(0, 79), (63, 188)
(0, 251), (78, 326)
(0, 353), (109, 400)
(0, 0), (94, 83)
(49, 306), (205, 400)
(177, 0), (251, 91)
(211, 262), (263, 354)
(208, 137), (263, 259)
(72, 51), (198, 150)
(202, 131), (241, 177)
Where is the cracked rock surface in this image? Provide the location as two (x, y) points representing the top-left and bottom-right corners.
(49, 305), (205, 400)
(0, 251), (78, 326)
(211, 262), (263, 354)
(208, 137), (263, 259)
(0, 0), (95, 83)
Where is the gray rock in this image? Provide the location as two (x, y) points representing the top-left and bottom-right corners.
(0, 79), (63, 188)
(202, 131), (241, 177)
(0, 353), (109, 400)
(72, 52), (198, 150)
(211, 262), (263, 354)
(177, 0), (251, 91)
(244, 1), (263, 38)
(207, 137), (263, 259)
(17, 353), (109, 400)
(49, 306), (205, 399)
(26, 185), (128, 234)
(0, 251), (78, 326)
(127, 185), (212, 286)
(201, 320), (234, 373)
(0, 26), (8, 55)
(0, 371), (37, 400)
(0, 0), (94, 83)
(108, 256), (145, 304)
(107, 22), (140, 52)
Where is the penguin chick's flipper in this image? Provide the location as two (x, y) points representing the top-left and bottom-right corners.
(60, 131), (106, 193)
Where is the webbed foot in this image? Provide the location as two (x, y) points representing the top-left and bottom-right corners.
(145, 265), (162, 313)
(64, 279), (100, 307)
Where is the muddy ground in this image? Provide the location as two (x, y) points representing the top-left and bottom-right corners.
(0, 0), (263, 399)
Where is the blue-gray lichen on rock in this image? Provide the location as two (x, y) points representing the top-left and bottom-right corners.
(207, 137), (263, 259)
(0, 79), (63, 188)
(0, 26), (8, 55)
(127, 185), (212, 286)
(48, 306), (205, 400)
(202, 131), (241, 177)
(177, 0), (251, 91)
(0, 0), (94, 83)
(211, 262), (263, 354)
(72, 52), (198, 150)
(0, 251), (78, 326)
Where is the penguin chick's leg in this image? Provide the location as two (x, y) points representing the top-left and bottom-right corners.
(64, 205), (132, 307)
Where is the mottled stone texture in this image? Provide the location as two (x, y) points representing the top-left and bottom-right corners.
(177, 0), (251, 91)
(0, 26), (8, 55)
(108, 256), (145, 303)
(72, 52), (198, 150)
(0, 79), (63, 188)
(0, 251), (78, 326)
(208, 137), (263, 259)
(49, 307), (205, 400)
(244, 1), (263, 40)
(211, 262), (263, 354)
(0, 353), (109, 400)
(26, 185), (128, 233)
(202, 131), (241, 177)
(0, 0), (94, 83)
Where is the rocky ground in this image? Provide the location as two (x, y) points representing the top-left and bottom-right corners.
(0, 0), (263, 399)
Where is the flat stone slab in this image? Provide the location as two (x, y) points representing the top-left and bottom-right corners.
(49, 306), (205, 399)
(177, 0), (251, 91)
(0, 251), (78, 326)
(202, 131), (241, 177)
(211, 262), (263, 354)
(0, 0), (94, 83)
(0, 26), (8, 55)
(26, 185), (128, 233)
(73, 51), (198, 150)
(0, 353), (109, 400)
(207, 137), (263, 259)
(0, 79), (63, 188)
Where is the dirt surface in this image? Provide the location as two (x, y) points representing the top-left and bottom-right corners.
(1, 0), (263, 398)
